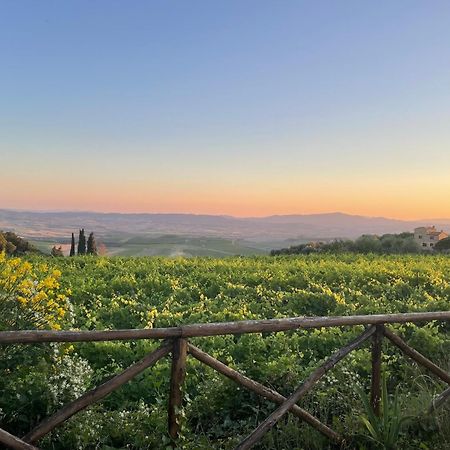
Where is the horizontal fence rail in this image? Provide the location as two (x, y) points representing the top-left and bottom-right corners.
(0, 311), (449, 344)
(0, 311), (449, 450)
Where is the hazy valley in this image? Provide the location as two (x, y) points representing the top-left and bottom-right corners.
(1, 209), (449, 256)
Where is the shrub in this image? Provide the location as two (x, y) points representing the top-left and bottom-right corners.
(0, 253), (86, 438)
(0, 252), (71, 330)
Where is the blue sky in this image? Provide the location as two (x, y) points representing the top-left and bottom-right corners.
(1, 1), (450, 218)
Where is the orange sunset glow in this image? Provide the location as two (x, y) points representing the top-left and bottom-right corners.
(3, 169), (450, 219)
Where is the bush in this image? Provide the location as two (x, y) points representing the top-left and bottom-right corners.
(0, 231), (38, 255)
(0, 253), (71, 330)
(435, 237), (450, 252)
(271, 233), (420, 255)
(0, 253), (87, 437)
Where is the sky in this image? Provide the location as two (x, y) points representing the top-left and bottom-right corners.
(1, 1), (450, 219)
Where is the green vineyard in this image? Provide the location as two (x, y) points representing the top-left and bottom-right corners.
(1, 254), (449, 449)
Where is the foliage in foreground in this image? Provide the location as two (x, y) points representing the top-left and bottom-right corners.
(357, 374), (412, 449)
(0, 253), (449, 449)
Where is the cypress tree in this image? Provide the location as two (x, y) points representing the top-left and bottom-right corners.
(87, 232), (98, 255)
(77, 229), (86, 255)
(70, 233), (76, 256)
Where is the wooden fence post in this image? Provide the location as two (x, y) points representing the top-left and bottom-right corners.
(168, 338), (188, 443)
(371, 325), (384, 416)
(0, 428), (38, 450)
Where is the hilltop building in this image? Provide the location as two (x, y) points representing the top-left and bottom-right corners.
(414, 226), (448, 250)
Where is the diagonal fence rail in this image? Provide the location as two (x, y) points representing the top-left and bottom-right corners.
(0, 311), (449, 449)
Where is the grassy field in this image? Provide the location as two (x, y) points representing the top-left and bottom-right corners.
(1, 254), (449, 449)
(31, 235), (272, 257)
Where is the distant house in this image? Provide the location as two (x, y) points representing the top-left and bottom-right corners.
(414, 226), (448, 250)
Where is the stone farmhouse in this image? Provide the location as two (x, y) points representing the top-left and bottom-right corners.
(414, 226), (448, 250)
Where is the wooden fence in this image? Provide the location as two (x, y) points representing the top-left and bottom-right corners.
(0, 311), (449, 450)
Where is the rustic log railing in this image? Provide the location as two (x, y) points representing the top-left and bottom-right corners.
(0, 311), (449, 450)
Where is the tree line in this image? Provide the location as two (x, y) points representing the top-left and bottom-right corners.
(51, 229), (98, 257)
(270, 232), (430, 255)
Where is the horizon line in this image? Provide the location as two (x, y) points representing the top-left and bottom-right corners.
(1, 207), (449, 223)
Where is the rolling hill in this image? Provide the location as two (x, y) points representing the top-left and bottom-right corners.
(1, 209), (449, 256)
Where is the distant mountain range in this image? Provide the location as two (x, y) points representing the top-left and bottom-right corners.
(1, 209), (449, 242)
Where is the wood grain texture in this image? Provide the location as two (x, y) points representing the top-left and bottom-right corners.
(371, 325), (384, 416)
(1, 311), (449, 344)
(0, 427), (38, 450)
(168, 338), (188, 441)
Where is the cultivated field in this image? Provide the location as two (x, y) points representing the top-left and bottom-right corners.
(1, 254), (449, 449)
(30, 235), (272, 257)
